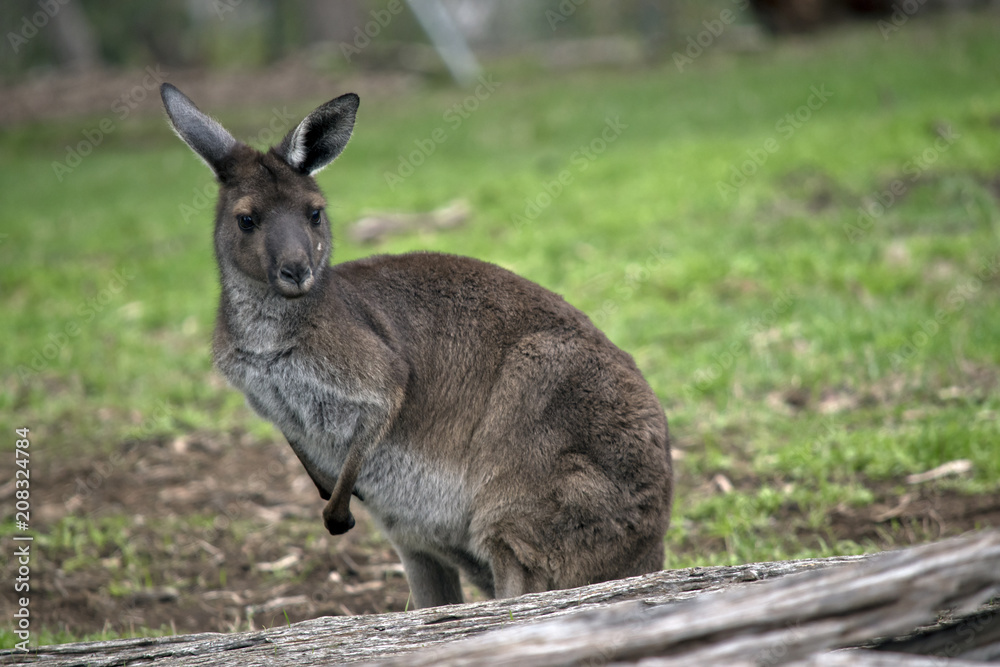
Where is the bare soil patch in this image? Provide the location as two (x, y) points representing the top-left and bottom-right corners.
(827, 483), (1000, 548)
(3, 433), (998, 639)
(3, 433), (416, 637)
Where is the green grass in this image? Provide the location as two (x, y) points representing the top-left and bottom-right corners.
(2, 10), (1000, 644)
(0, 625), (174, 649)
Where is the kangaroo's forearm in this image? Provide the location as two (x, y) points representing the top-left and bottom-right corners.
(322, 405), (394, 535)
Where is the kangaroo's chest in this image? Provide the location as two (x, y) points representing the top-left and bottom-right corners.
(220, 347), (363, 479)
(221, 346), (475, 552)
(237, 355), (344, 432)
(360, 445), (474, 554)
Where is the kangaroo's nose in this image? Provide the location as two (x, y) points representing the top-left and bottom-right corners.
(280, 262), (311, 286)
(275, 260), (314, 297)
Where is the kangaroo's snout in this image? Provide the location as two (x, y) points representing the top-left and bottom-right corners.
(267, 217), (319, 298)
(275, 257), (314, 297)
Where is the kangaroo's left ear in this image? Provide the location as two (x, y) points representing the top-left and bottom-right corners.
(160, 83), (238, 179)
(275, 93), (360, 175)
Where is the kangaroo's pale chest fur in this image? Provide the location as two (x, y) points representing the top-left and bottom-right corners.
(215, 283), (475, 560)
(224, 344), (361, 485)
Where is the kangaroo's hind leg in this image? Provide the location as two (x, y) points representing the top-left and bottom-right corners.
(483, 533), (551, 599)
(396, 548), (464, 609)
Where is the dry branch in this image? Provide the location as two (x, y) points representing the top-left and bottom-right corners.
(3, 531), (998, 667)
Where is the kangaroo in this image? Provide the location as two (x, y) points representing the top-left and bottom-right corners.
(160, 83), (673, 609)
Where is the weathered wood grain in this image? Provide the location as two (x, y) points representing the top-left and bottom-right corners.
(2, 531), (997, 667)
(365, 530), (999, 667)
(868, 601), (1000, 662)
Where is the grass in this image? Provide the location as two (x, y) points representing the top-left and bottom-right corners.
(2, 11), (1000, 645)
(0, 625), (174, 650)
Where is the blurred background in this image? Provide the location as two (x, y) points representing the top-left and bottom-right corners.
(1, 0), (997, 77)
(1, 0), (996, 120)
(2, 0), (1000, 647)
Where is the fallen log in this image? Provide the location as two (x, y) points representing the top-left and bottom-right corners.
(368, 530), (1000, 667)
(3, 531), (997, 667)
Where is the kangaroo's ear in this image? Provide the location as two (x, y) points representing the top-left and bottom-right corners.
(160, 83), (237, 178)
(276, 93), (359, 176)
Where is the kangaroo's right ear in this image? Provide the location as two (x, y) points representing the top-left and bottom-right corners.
(276, 93), (360, 176)
(160, 83), (237, 178)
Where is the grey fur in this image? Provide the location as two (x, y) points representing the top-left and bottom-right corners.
(160, 84), (236, 174)
(160, 84), (674, 609)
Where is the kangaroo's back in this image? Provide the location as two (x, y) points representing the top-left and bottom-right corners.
(160, 83), (673, 610)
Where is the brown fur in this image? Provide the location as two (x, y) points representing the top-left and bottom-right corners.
(161, 83), (673, 608)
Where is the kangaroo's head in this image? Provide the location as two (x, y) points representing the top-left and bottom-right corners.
(161, 83), (358, 299)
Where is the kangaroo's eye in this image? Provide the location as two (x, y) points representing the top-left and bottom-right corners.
(309, 209), (322, 226)
(237, 214), (255, 232)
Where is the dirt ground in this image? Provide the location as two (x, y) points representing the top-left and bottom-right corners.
(4, 428), (999, 640)
(6, 431), (417, 637)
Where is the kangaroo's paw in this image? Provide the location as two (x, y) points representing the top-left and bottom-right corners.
(323, 507), (356, 535)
